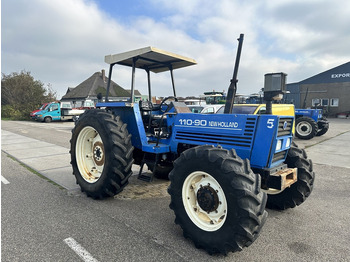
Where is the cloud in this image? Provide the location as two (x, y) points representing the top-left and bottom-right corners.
(2, 0), (350, 99)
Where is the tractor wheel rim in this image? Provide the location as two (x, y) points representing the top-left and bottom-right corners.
(182, 171), (227, 231)
(297, 122), (312, 136)
(76, 126), (104, 183)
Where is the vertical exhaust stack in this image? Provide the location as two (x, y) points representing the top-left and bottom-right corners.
(224, 33), (244, 114)
(101, 69), (106, 83)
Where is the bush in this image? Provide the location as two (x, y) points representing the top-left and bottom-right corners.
(1, 105), (24, 120)
(1, 71), (57, 120)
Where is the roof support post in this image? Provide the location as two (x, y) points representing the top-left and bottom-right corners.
(146, 69), (152, 101)
(105, 63), (114, 102)
(169, 65), (176, 97)
(130, 57), (138, 102)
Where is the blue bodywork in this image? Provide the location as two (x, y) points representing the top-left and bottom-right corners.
(295, 109), (322, 123)
(97, 101), (294, 170)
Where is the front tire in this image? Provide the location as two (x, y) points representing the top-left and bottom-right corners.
(70, 109), (134, 199)
(44, 117), (52, 123)
(295, 117), (317, 140)
(266, 142), (315, 210)
(168, 145), (267, 255)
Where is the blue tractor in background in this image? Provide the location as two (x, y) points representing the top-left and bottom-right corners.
(295, 108), (329, 139)
(70, 35), (315, 255)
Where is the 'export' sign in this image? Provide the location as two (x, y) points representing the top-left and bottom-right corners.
(331, 73), (350, 78)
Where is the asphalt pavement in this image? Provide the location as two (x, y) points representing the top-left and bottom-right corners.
(1, 118), (350, 261)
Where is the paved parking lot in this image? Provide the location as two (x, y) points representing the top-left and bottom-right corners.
(1, 118), (350, 261)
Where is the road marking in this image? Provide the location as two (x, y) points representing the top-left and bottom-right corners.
(64, 237), (99, 262)
(1, 175), (10, 184)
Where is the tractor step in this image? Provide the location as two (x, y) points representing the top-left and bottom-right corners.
(137, 162), (154, 182)
(138, 172), (154, 182)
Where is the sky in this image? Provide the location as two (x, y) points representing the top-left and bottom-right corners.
(2, 0), (350, 99)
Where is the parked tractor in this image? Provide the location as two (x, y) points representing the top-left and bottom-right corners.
(295, 108), (329, 139)
(70, 35), (315, 255)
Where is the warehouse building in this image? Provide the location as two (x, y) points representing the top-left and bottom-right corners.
(284, 62), (350, 116)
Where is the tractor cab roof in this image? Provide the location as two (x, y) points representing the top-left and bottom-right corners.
(105, 46), (197, 73)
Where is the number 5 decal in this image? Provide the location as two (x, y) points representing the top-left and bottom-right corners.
(267, 119), (274, 128)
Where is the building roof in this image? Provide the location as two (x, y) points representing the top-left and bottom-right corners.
(125, 89), (142, 96)
(61, 70), (130, 100)
(291, 61), (350, 85)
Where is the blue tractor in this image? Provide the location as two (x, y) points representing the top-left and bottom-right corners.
(70, 35), (315, 255)
(295, 108), (329, 139)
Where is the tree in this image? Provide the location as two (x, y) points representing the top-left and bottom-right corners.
(1, 70), (57, 120)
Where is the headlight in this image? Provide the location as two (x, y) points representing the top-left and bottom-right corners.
(276, 140), (282, 151)
(286, 138), (291, 148)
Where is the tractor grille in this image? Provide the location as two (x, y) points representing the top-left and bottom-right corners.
(175, 118), (257, 148)
(272, 151), (286, 163)
(277, 118), (293, 137)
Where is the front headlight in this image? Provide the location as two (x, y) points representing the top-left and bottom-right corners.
(276, 140), (282, 151)
(286, 138), (291, 148)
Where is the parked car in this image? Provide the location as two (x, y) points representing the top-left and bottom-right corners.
(216, 104), (295, 116)
(187, 105), (204, 113)
(30, 103), (48, 119)
(200, 104), (224, 114)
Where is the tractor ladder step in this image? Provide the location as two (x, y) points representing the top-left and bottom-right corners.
(137, 158), (155, 183)
(137, 153), (162, 182)
(138, 172), (154, 182)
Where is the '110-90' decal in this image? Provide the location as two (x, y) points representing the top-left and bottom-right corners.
(178, 119), (240, 129)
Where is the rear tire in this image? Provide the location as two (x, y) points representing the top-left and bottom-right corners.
(316, 126), (328, 136)
(70, 109), (134, 199)
(266, 142), (315, 210)
(295, 117), (317, 140)
(168, 145), (267, 255)
(316, 118), (329, 136)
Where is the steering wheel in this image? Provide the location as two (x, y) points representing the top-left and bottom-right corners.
(158, 96), (178, 113)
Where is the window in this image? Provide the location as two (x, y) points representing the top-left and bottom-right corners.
(312, 98), (320, 106)
(256, 107), (266, 114)
(51, 104), (59, 111)
(321, 99), (329, 106)
(330, 98), (339, 107)
(202, 107), (215, 114)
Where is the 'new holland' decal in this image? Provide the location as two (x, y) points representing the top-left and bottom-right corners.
(176, 118), (242, 130)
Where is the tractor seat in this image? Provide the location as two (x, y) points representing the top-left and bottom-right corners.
(139, 100), (153, 111)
